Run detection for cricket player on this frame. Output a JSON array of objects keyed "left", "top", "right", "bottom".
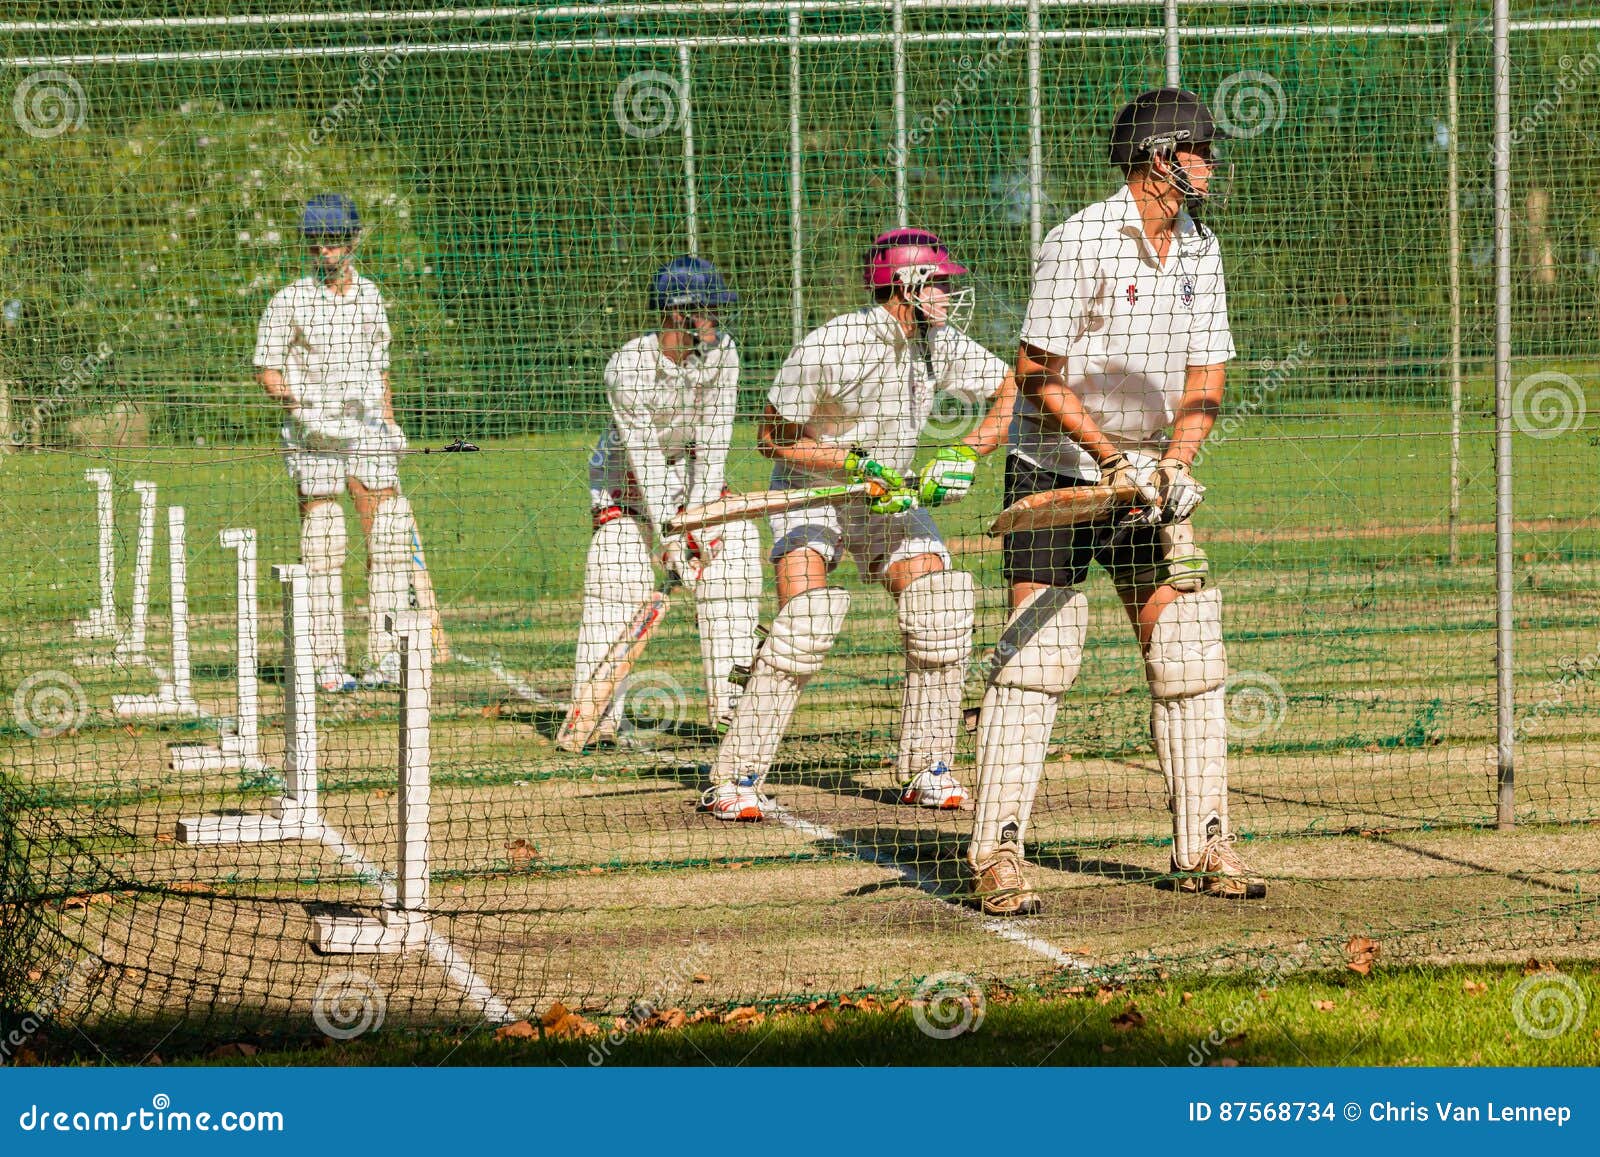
[
  {"left": 571, "top": 256, "right": 761, "bottom": 741},
  {"left": 966, "top": 88, "right": 1266, "bottom": 913},
  {"left": 255, "top": 193, "right": 428, "bottom": 692},
  {"left": 703, "top": 228, "right": 1018, "bottom": 821}
]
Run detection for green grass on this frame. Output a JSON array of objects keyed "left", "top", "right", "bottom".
[{"left": 24, "top": 964, "right": 1598, "bottom": 1067}]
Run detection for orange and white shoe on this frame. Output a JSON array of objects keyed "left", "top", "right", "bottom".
[
  {"left": 701, "top": 782, "right": 765, "bottom": 822},
  {"left": 900, "top": 762, "right": 969, "bottom": 810}
]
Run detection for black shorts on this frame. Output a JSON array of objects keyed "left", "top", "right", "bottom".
[{"left": 1000, "top": 455, "right": 1164, "bottom": 589}]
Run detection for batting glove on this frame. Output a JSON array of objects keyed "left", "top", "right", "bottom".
[
  {"left": 917, "top": 444, "right": 979, "bottom": 507},
  {"left": 1099, "top": 452, "right": 1162, "bottom": 522},
  {"left": 844, "top": 448, "right": 907, "bottom": 493},
  {"left": 868, "top": 487, "right": 921, "bottom": 516},
  {"left": 1152, "top": 457, "right": 1205, "bottom": 524}
]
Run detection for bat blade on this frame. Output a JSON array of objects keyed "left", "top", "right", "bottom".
[
  {"left": 407, "top": 522, "right": 450, "bottom": 662},
  {"left": 664, "top": 482, "right": 874, "bottom": 537},
  {"left": 555, "top": 590, "right": 671, "bottom": 752},
  {"left": 987, "top": 482, "right": 1142, "bottom": 537}
]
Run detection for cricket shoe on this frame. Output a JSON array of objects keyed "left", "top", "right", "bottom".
[
  {"left": 318, "top": 664, "right": 358, "bottom": 694},
  {"left": 899, "top": 762, "right": 969, "bottom": 809},
  {"left": 1171, "top": 832, "right": 1267, "bottom": 900},
  {"left": 360, "top": 652, "right": 402, "bottom": 689},
  {"left": 700, "top": 782, "right": 766, "bottom": 822},
  {"left": 970, "top": 848, "right": 1042, "bottom": 917}
]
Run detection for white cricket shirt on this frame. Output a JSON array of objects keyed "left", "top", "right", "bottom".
[
  {"left": 1014, "top": 185, "right": 1236, "bottom": 479},
  {"left": 768, "top": 305, "right": 1006, "bottom": 488},
  {"left": 254, "top": 270, "right": 392, "bottom": 429},
  {"left": 597, "top": 332, "right": 740, "bottom": 534}
]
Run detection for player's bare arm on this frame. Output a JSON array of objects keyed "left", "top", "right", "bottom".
[
  {"left": 963, "top": 369, "right": 1019, "bottom": 458},
  {"left": 756, "top": 403, "right": 854, "bottom": 477},
  {"left": 1162, "top": 361, "right": 1225, "bottom": 466},
  {"left": 1015, "top": 343, "right": 1120, "bottom": 465}
]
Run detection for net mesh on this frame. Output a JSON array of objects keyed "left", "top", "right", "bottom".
[{"left": 3, "top": 0, "right": 1600, "bottom": 1055}]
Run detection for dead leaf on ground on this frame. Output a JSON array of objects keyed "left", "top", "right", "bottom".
[
  {"left": 1111, "top": 1004, "right": 1146, "bottom": 1030},
  {"left": 1094, "top": 986, "right": 1121, "bottom": 1005},
  {"left": 1346, "top": 935, "right": 1380, "bottom": 975},
  {"left": 495, "top": 1020, "right": 535, "bottom": 1041},
  {"left": 62, "top": 892, "right": 113, "bottom": 909},
  {"left": 721, "top": 1006, "right": 765, "bottom": 1029},
  {"left": 1462, "top": 979, "right": 1488, "bottom": 995},
  {"left": 505, "top": 838, "right": 540, "bottom": 870},
  {"left": 1524, "top": 958, "right": 1557, "bottom": 975},
  {"left": 692, "top": 973, "right": 711, "bottom": 984},
  {"left": 686, "top": 1008, "right": 719, "bottom": 1025},
  {"left": 208, "top": 1042, "right": 259, "bottom": 1059},
  {"left": 1313, "top": 999, "right": 1336, "bottom": 1012},
  {"left": 1181, "top": 992, "right": 1194, "bottom": 1005},
  {"left": 540, "top": 1002, "right": 599, "bottom": 1039}
]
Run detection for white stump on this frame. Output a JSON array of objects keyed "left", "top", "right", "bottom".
[
  {"left": 170, "top": 529, "right": 269, "bottom": 775},
  {"left": 72, "top": 469, "right": 117, "bottom": 639},
  {"left": 177, "top": 564, "right": 325, "bottom": 845},
  {"left": 313, "top": 611, "right": 433, "bottom": 954},
  {"left": 112, "top": 504, "right": 200, "bottom": 720}
]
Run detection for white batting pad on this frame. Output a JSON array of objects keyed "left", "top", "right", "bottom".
[
  {"left": 709, "top": 586, "right": 850, "bottom": 788},
  {"left": 968, "top": 586, "right": 1087, "bottom": 866},
  {"left": 693, "top": 519, "right": 762, "bottom": 726},
  {"left": 366, "top": 495, "right": 414, "bottom": 667},
  {"left": 895, "top": 569, "right": 975, "bottom": 781},
  {"left": 300, "top": 500, "right": 347, "bottom": 673},
  {"left": 1143, "top": 586, "right": 1227, "bottom": 699},
  {"left": 1151, "top": 685, "right": 1229, "bottom": 869},
  {"left": 573, "top": 517, "right": 655, "bottom": 724}
]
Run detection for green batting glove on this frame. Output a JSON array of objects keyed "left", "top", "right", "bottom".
[
  {"left": 917, "top": 444, "right": 979, "bottom": 507},
  {"left": 869, "top": 486, "right": 921, "bottom": 516},
  {"left": 844, "top": 448, "right": 907, "bottom": 493}
]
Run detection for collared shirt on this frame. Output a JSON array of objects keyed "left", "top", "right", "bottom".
[
  {"left": 599, "top": 332, "right": 740, "bottom": 533},
  {"left": 1014, "top": 185, "right": 1235, "bottom": 478},
  {"left": 254, "top": 270, "right": 392, "bottom": 427},
  {"left": 768, "top": 305, "right": 1006, "bottom": 487}
]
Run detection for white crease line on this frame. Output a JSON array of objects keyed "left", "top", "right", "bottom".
[
  {"left": 766, "top": 803, "right": 1091, "bottom": 973},
  {"left": 318, "top": 826, "right": 515, "bottom": 1022}
]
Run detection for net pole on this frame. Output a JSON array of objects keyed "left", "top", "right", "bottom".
[
  {"left": 893, "top": 0, "right": 907, "bottom": 225},
  {"left": 1447, "top": 34, "right": 1463, "bottom": 567},
  {"left": 1027, "top": 0, "right": 1042, "bottom": 254},
  {"left": 1164, "top": 0, "right": 1180, "bottom": 85},
  {"left": 1492, "top": 0, "right": 1515, "bottom": 830},
  {"left": 679, "top": 44, "right": 699, "bottom": 256},
  {"left": 789, "top": 5, "right": 804, "bottom": 345}
]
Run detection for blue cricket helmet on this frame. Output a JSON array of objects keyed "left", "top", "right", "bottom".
[
  {"left": 300, "top": 194, "right": 362, "bottom": 240},
  {"left": 649, "top": 256, "right": 736, "bottom": 313}
]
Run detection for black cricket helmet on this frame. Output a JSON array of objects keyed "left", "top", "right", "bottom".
[{"left": 1109, "top": 87, "right": 1220, "bottom": 171}]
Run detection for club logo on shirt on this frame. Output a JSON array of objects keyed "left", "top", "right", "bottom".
[
  {"left": 1180, "top": 275, "right": 1196, "bottom": 309},
  {"left": 1126, "top": 283, "right": 1138, "bottom": 306}
]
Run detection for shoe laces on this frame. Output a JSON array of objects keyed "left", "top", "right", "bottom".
[
  {"left": 1204, "top": 832, "right": 1249, "bottom": 874},
  {"left": 984, "top": 851, "right": 1025, "bottom": 891}
]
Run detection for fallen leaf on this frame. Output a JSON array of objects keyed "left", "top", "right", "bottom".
[
  {"left": 26, "top": 969, "right": 41, "bottom": 983},
  {"left": 13, "top": 1046, "right": 40, "bottom": 1066},
  {"left": 640, "top": 1008, "right": 687, "bottom": 1031},
  {"left": 1100, "top": 1043, "right": 1115, "bottom": 1053},
  {"left": 686, "top": 1008, "right": 718, "bottom": 1025},
  {"left": 207, "top": 1042, "right": 258, "bottom": 1059},
  {"left": 1213, "top": 1057, "right": 1241, "bottom": 1067},
  {"left": 505, "top": 839, "right": 539, "bottom": 870},
  {"left": 818, "top": 1013, "right": 836, "bottom": 1033},
  {"left": 1313, "top": 999, "right": 1336, "bottom": 1012},
  {"left": 540, "top": 1002, "right": 599, "bottom": 1039},
  {"left": 1111, "top": 1004, "right": 1146, "bottom": 1030},
  {"left": 155, "top": 833, "right": 175, "bottom": 843},
  {"left": 1222, "top": 1033, "right": 1247, "bottom": 1048},
  {"left": 1462, "top": 979, "right": 1487, "bottom": 996},
  {"left": 481, "top": 702, "right": 502, "bottom": 719},
  {"left": 692, "top": 973, "right": 711, "bottom": 984},
  {"left": 721, "top": 1006, "right": 764, "bottom": 1027},
  {"left": 805, "top": 999, "right": 830, "bottom": 1013},
  {"left": 1094, "top": 986, "right": 1121, "bottom": 1005},
  {"left": 495, "top": 1020, "right": 535, "bottom": 1040},
  {"left": 885, "top": 997, "right": 907, "bottom": 1014},
  {"left": 1524, "top": 958, "right": 1557, "bottom": 975},
  {"left": 144, "top": 1054, "right": 163, "bottom": 1066},
  {"left": 61, "top": 892, "right": 112, "bottom": 909},
  {"left": 1346, "top": 935, "right": 1380, "bottom": 975},
  {"left": 1181, "top": 992, "right": 1194, "bottom": 1005}
]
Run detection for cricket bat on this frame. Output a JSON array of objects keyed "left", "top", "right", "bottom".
[
  {"left": 406, "top": 519, "right": 450, "bottom": 663},
  {"left": 555, "top": 583, "right": 675, "bottom": 753},
  {"left": 987, "top": 481, "right": 1144, "bottom": 537},
  {"left": 663, "top": 480, "right": 885, "bottom": 537}
]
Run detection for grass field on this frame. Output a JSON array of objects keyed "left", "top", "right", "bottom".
[{"left": 5, "top": 388, "right": 1600, "bottom": 1055}]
